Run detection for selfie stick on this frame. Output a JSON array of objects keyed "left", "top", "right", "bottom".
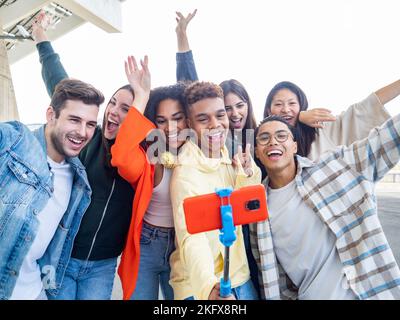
[{"left": 216, "top": 187, "right": 237, "bottom": 298}]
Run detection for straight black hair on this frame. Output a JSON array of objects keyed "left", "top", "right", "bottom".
[{"left": 263, "top": 81, "right": 316, "bottom": 157}]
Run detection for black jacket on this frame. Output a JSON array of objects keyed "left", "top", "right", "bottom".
[
  {"left": 37, "top": 41, "right": 135, "bottom": 260},
  {"left": 71, "top": 127, "right": 135, "bottom": 260}
]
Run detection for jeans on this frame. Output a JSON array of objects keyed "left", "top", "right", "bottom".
[
  {"left": 232, "top": 279, "right": 258, "bottom": 300},
  {"left": 242, "top": 224, "right": 261, "bottom": 299},
  {"left": 184, "top": 279, "right": 258, "bottom": 300},
  {"left": 53, "top": 257, "right": 118, "bottom": 300},
  {"left": 130, "top": 222, "right": 175, "bottom": 300},
  {"left": 36, "top": 289, "right": 48, "bottom": 300}
]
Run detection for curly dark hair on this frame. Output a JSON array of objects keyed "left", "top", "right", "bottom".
[
  {"left": 139, "top": 82, "right": 187, "bottom": 151},
  {"left": 183, "top": 81, "right": 224, "bottom": 113},
  {"left": 144, "top": 82, "right": 187, "bottom": 123}
]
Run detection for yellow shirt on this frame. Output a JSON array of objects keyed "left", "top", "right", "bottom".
[{"left": 169, "top": 140, "right": 262, "bottom": 300}]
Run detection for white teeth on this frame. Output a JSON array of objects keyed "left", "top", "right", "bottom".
[
  {"left": 68, "top": 137, "right": 83, "bottom": 144},
  {"left": 267, "top": 150, "right": 283, "bottom": 156},
  {"left": 108, "top": 119, "right": 118, "bottom": 125},
  {"left": 209, "top": 132, "right": 222, "bottom": 138},
  {"left": 232, "top": 119, "right": 241, "bottom": 123}
]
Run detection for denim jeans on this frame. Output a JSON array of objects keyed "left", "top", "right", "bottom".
[
  {"left": 242, "top": 224, "right": 261, "bottom": 299},
  {"left": 54, "top": 257, "right": 118, "bottom": 300},
  {"left": 36, "top": 289, "right": 48, "bottom": 300},
  {"left": 130, "top": 222, "right": 175, "bottom": 300},
  {"left": 231, "top": 279, "right": 258, "bottom": 299},
  {"left": 184, "top": 279, "right": 258, "bottom": 300}
]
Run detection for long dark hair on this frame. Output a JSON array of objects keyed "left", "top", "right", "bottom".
[
  {"left": 219, "top": 79, "right": 257, "bottom": 149},
  {"left": 263, "top": 81, "right": 316, "bottom": 157},
  {"left": 102, "top": 84, "right": 134, "bottom": 174}
]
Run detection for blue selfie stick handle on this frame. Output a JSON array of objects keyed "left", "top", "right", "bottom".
[
  {"left": 218, "top": 202, "right": 236, "bottom": 247},
  {"left": 220, "top": 277, "right": 232, "bottom": 298},
  {"left": 216, "top": 187, "right": 236, "bottom": 298}
]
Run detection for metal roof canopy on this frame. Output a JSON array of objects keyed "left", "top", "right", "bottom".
[{"left": 0, "top": 0, "right": 124, "bottom": 64}]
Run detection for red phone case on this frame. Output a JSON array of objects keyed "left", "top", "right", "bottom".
[{"left": 183, "top": 184, "right": 268, "bottom": 234}]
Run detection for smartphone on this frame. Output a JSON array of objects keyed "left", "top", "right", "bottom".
[{"left": 183, "top": 184, "right": 268, "bottom": 234}]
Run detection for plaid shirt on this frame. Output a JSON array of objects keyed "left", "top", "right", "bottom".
[{"left": 250, "top": 114, "right": 400, "bottom": 300}]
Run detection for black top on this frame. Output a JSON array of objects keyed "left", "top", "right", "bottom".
[
  {"left": 37, "top": 41, "right": 135, "bottom": 261},
  {"left": 71, "top": 127, "right": 135, "bottom": 260}
]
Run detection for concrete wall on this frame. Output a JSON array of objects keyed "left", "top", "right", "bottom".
[{"left": 0, "top": 17, "right": 19, "bottom": 121}]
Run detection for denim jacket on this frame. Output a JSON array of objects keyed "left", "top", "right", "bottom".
[
  {"left": 0, "top": 122, "right": 91, "bottom": 299},
  {"left": 176, "top": 50, "right": 199, "bottom": 82}
]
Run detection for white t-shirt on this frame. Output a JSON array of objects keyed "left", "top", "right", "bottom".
[
  {"left": 10, "top": 157, "right": 73, "bottom": 300},
  {"left": 267, "top": 180, "right": 357, "bottom": 300}
]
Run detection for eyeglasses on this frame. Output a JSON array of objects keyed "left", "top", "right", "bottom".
[{"left": 256, "top": 130, "right": 293, "bottom": 146}]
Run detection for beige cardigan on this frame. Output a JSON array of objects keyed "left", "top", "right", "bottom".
[{"left": 308, "top": 93, "right": 391, "bottom": 161}]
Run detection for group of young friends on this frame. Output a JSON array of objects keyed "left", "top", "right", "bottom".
[{"left": 1, "top": 10, "right": 400, "bottom": 301}]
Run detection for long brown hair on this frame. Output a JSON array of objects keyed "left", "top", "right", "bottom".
[
  {"left": 220, "top": 79, "right": 257, "bottom": 130},
  {"left": 102, "top": 85, "right": 134, "bottom": 175},
  {"left": 220, "top": 79, "right": 257, "bottom": 149}
]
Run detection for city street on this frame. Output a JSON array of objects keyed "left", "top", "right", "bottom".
[{"left": 377, "top": 193, "right": 400, "bottom": 264}]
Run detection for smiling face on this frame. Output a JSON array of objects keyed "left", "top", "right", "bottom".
[
  {"left": 187, "top": 97, "right": 229, "bottom": 158},
  {"left": 46, "top": 100, "right": 99, "bottom": 162},
  {"left": 103, "top": 88, "right": 134, "bottom": 140},
  {"left": 155, "top": 98, "right": 188, "bottom": 150},
  {"left": 224, "top": 92, "right": 249, "bottom": 130},
  {"left": 269, "top": 89, "right": 301, "bottom": 127},
  {"left": 255, "top": 120, "right": 297, "bottom": 175}
]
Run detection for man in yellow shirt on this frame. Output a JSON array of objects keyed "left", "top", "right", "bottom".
[{"left": 169, "top": 81, "right": 261, "bottom": 300}]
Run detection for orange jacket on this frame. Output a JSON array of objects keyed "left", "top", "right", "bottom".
[{"left": 111, "top": 106, "right": 156, "bottom": 300}]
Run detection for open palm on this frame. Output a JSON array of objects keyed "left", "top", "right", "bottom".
[{"left": 125, "top": 55, "right": 151, "bottom": 112}]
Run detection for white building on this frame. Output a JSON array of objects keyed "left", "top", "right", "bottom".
[{"left": 0, "top": 0, "right": 125, "bottom": 121}]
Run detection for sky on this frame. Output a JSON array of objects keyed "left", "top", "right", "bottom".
[{"left": 9, "top": 0, "right": 400, "bottom": 124}]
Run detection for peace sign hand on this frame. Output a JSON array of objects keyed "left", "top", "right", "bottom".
[
  {"left": 175, "top": 9, "right": 197, "bottom": 34},
  {"left": 233, "top": 144, "right": 253, "bottom": 177}
]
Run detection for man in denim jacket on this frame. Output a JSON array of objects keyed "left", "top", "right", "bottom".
[{"left": 0, "top": 79, "right": 103, "bottom": 299}]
